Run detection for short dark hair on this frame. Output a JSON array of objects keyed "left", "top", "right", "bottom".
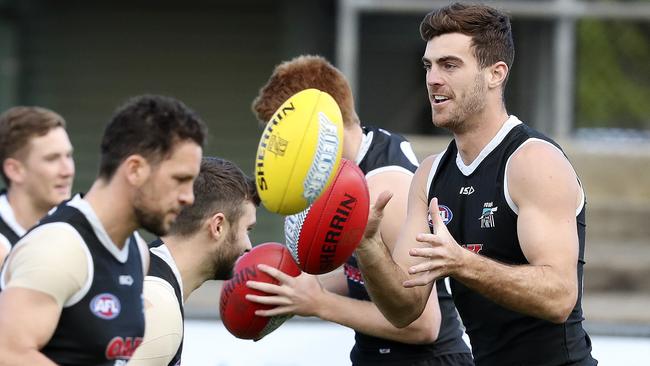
[
  {"left": 251, "top": 55, "right": 359, "bottom": 127},
  {"left": 0, "top": 106, "right": 66, "bottom": 186},
  {"left": 98, "top": 95, "right": 207, "bottom": 180},
  {"left": 168, "top": 156, "right": 260, "bottom": 237},
  {"left": 420, "top": 3, "right": 514, "bottom": 72}
]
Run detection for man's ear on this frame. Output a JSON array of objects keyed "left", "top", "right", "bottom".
[
  {"left": 209, "top": 212, "right": 226, "bottom": 240},
  {"left": 488, "top": 61, "right": 508, "bottom": 89},
  {"left": 123, "top": 155, "right": 150, "bottom": 186},
  {"left": 3, "top": 158, "right": 25, "bottom": 185}
]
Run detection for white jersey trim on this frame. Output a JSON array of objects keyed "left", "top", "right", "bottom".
[
  {"left": 504, "top": 138, "right": 585, "bottom": 216},
  {"left": 426, "top": 152, "right": 446, "bottom": 199},
  {"left": 456, "top": 116, "right": 522, "bottom": 176},
  {"left": 355, "top": 130, "right": 374, "bottom": 165},
  {"left": 0, "top": 193, "right": 27, "bottom": 237},
  {"left": 67, "top": 194, "right": 130, "bottom": 263},
  {"left": 365, "top": 166, "right": 414, "bottom": 179},
  {"left": 134, "top": 232, "right": 149, "bottom": 276},
  {"left": 150, "top": 244, "right": 184, "bottom": 302}
]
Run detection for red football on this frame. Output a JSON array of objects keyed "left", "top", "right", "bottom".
[
  {"left": 219, "top": 242, "right": 301, "bottom": 340},
  {"left": 284, "top": 159, "right": 370, "bottom": 274}
]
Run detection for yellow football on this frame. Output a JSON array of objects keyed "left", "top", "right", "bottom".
[{"left": 255, "top": 88, "right": 343, "bottom": 215}]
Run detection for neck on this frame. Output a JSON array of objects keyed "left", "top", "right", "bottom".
[
  {"left": 84, "top": 178, "right": 137, "bottom": 250},
  {"left": 343, "top": 123, "right": 364, "bottom": 161},
  {"left": 163, "top": 234, "right": 213, "bottom": 302},
  {"left": 454, "top": 104, "right": 509, "bottom": 165},
  {"left": 5, "top": 189, "right": 49, "bottom": 230}
]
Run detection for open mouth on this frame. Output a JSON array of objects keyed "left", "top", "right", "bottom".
[{"left": 432, "top": 95, "right": 450, "bottom": 104}]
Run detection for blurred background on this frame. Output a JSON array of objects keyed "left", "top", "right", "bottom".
[{"left": 0, "top": 0, "right": 648, "bottom": 360}]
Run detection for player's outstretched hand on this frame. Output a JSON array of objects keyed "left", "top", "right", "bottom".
[
  {"left": 358, "top": 190, "right": 393, "bottom": 251},
  {"left": 246, "top": 265, "right": 325, "bottom": 318},
  {"left": 403, "top": 197, "right": 466, "bottom": 288}
]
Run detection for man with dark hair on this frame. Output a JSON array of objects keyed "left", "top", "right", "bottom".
[
  {"left": 357, "top": 3, "right": 597, "bottom": 365},
  {"left": 247, "top": 55, "right": 473, "bottom": 366},
  {"left": 0, "top": 94, "right": 206, "bottom": 365},
  {"left": 129, "top": 156, "right": 259, "bottom": 366},
  {"left": 0, "top": 106, "right": 74, "bottom": 263}
]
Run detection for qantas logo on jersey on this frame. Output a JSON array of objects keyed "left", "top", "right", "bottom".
[
  {"left": 344, "top": 263, "right": 364, "bottom": 284},
  {"left": 463, "top": 244, "right": 484, "bottom": 254},
  {"left": 479, "top": 202, "right": 498, "bottom": 228},
  {"left": 90, "top": 293, "right": 121, "bottom": 320},
  {"left": 105, "top": 336, "right": 143, "bottom": 360},
  {"left": 459, "top": 186, "right": 475, "bottom": 195}
]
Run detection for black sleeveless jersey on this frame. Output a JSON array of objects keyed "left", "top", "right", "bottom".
[
  {"left": 0, "top": 191, "right": 24, "bottom": 252},
  {"left": 148, "top": 238, "right": 184, "bottom": 366},
  {"left": 4, "top": 196, "right": 146, "bottom": 365},
  {"left": 345, "top": 126, "right": 471, "bottom": 365},
  {"left": 426, "top": 118, "right": 596, "bottom": 365}
]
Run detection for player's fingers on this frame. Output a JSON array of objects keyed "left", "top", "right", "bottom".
[
  {"left": 246, "top": 280, "right": 284, "bottom": 294},
  {"left": 415, "top": 233, "right": 444, "bottom": 246},
  {"left": 403, "top": 273, "right": 437, "bottom": 288},
  {"left": 257, "top": 264, "right": 295, "bottom": 284},
  {"left": 365, "top": 191, "right": 393, "bottom": 239},
  {"left": 429, "top": 197, "right": 444, "bottom": 231},
  {"left": 254, "top": 306, "right": 293, "bottom": 317},
  {"left": 408, "top": 246, "right": 442, "bottom": 259},
  {"left": 245, "top": 294, "right": 292, "bottom": 306},
  {"left": 407, "top": 257, "right": 444, "bottom": 275}
]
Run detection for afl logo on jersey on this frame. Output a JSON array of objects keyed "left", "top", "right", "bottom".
[
  {"left": 427, "top": 204, "right": 453, "bottom": 231},
  {"left": 438, "top": 205, "right": 453, "bottom": 225},
  {"left": 90, "top": 293, "right": 121, "bottom": 320}
]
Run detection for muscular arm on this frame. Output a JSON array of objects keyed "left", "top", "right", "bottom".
[
  {"left": 314, "top": 272, "right": 440, "bottom": 344},
  {"left": 129, "top": 276, "right": 183, "bottom": 365},
  {"left": 0, "top": 225, "right": 88, "bottom": 365},
  {"left": 408, "top": 143, "right": 581, "bottom": 323},
  {"left": 0, "top": 288, "right": 60, "bottom": 365},
  {"left": 351, "top": 158, "right": 438, "bottom": 328}
]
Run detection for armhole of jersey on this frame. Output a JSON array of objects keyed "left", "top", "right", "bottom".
[
  {"left": 62, "top": 224, "right": 94, "bottom": 308},
  {"left": 444, "top": 276, "right": 452, "bottom": 294},
  {"left": 0, "top": 234, "right": 10, "bottom": 254},
  {"left": 0, "top": 222, "right": 94, "bottom": 307},
  {"left": 504, "top": 138, "right": 585, "bottom": 216},
  {"left": 145, "top": 275, "right": 177, "bottom": 296},
  {"left": 0, "top": 235, "right": 11, "bottom": 288},
  {"left": 365, "top": 165, "right": 415, "bottom": 179},
  {"left": 426, "top": 153, "right": 445, "bottom": 198},
  {"left": 134, "top": 231, "right": 149, "bottom": 275}
]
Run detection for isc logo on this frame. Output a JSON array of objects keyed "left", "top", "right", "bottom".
[{"left": 90, "top": 293, "right": 121, "bottom": 320}]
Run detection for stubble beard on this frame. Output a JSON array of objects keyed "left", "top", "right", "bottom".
[
  {"left": 211, "top": 226, "right": 242, "bottom": 281},
  {"left": 432, "top": 73, "right": 487, "bottom": 134},
  {"left": 133, "top": 188, "right": 170, "bottom": 237}
]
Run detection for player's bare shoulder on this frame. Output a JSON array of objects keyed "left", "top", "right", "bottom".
[{"left": 507, "top": 140, "right": 579, "bottom": 207}]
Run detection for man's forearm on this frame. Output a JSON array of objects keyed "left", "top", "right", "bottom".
[
  {"left": 0, "top": 349, "right": 57, "bottom": 366},
  {"left": 355, "top": 237, "right": 428, "bottom": 328},
  {"left": 455, "top": 253, "right": 576, "bottom": 323}
]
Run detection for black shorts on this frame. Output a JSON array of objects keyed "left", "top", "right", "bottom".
[{"left": 353, "top": 352, "right": 475, "bottom": 366}]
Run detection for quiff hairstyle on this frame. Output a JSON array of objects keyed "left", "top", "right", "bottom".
[
  {"left": 168, "top": 156, "right": 260, "bottom": 237},
  {"left": 0, "top": 106, "right": 66, "bottom": 186},
  {"left": 420, "top": 2, "right": 514, "bottom": 83},
  {"left": 251, "top": 55, "right": 359, "bottom": 127}
]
